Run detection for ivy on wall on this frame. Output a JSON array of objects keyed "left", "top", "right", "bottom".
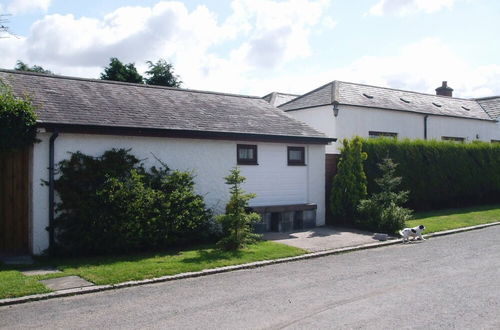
[{"left": 0, "top": 83, "right": 38, "bottom": 152}]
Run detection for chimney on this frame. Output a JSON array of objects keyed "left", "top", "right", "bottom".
[{"left": 435, "top": 81, "right": 453, "bottom": 97}]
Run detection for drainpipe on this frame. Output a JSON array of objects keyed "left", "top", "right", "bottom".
[
  {"left": 48, "top": 131, "right": 59, "bottom": 256},
  {"left": 424, "top": 115, "right": 429, "bottom": 140}
]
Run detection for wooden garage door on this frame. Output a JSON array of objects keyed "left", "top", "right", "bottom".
[{"left": 0, "top": 148, "right": 30, "bottom": 254}]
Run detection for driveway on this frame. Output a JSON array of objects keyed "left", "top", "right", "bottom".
[
  {"left": 263, "top": 226, "right": 385, "bottom": 252},
  {"left": 2, "top": 226, "right": 499, "bottom": 329}
]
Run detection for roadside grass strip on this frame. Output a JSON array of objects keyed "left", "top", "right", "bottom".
[
  {"left": 0, "top": 241, "right": 305, "bottom": 299},
  {"left": 408, "top": 204, "right": 500, "bottom": 233}
]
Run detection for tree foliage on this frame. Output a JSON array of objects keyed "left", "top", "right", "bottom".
[
  {"left": 144, "top": 59, "right": 182, "bottom": 87},
  {"left": 0, "top": 84, "right": 38, "bottom": 152},
  {"left": 216, "top": 167, "right": 261, "bottom": 250},
  {"left": 330, "top": 137, "right": 368, "bottom": 225},
  {"left": 100, "top": 57, "right": 144, "bottom": 84},
  {"left": 51, "top": 149, "right": 215, "bottom": 255},
  {"left": 357, "top": 158, "right": 412, "bottom": 233},
  {"left": 14, "top": 60, "right": 52, "bottom": 74}
]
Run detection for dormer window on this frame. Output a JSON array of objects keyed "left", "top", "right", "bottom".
[
  {"left": 432, "top": 102, "right": 442, "bottom": 108},
  {"left": 362, "top": 93, "right": 374, "bottom": 99},
  {"left": 461, "top": 106, "right": 470, "bottom": 111},
  {"left": 400, "top": 97, "right": 410, "bottom": 104}
]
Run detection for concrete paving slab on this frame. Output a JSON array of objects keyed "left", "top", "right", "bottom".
[
  {"left": 40, "top": 276, "right": 94, "bottom": 291},
  {"left": 263, "top": 226, "right": 393, "bottom": 252},
  {"left": 21, "top": 267, "right": 61, "bottom": 276},
  {"left": 0, "top": 255, "right": 34, "bottom": 265}
]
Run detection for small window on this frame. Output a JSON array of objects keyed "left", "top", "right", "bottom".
[
  {"left": 288, "top": 146, "right": 305, "bottom": 165},
  {"left": 362, "top": 93, "right": 374, "bottom": 99},
  {"left": 461, "top": 106, "right": 470, "bottom": 111},
  {"left": 442, "top": 136, "right": 465, "bottom": 143},
  {"left": 369, "top": 131, "right": 398, "bottom": 139},
  {"left": 237, "top": 144, "right": 258, "bottom": 165},
  {"left": 400, "top": 97, "right": 410, "bottom": 104},
  {"left": 432, "top": 102, "right": 442, "bottom": 108}
]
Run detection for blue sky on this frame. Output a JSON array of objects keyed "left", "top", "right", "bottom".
[{"left": 1, "top": 0, "right": 499, "bottom": 98}]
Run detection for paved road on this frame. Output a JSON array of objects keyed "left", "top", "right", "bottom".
[{"left": 2, "top": 227, "right": 500, "bottom": 329}]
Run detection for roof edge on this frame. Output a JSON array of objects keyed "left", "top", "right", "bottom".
[
  {"left": 0, "top": 69, "right": 262, "bottom": 100},
  {"left": 37, "top": 123, "right": 336, "bottom": 144}
]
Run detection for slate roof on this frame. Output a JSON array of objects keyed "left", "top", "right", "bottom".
[
  {"left": 279, "top": 81, "right": 495, "bottom": 121},
  {"left": 0, "top": 70, "right": 332, "bottom": 143},
  {"left": 476, "top": 96, "right": 500, "bottom": 120},
  {"left": 262, "top": 92, "right": 299, "bottom": 107}
]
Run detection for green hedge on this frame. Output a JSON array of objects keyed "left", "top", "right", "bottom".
[{"left": 362, "top": 139, "right": 500, "bottom": 211}]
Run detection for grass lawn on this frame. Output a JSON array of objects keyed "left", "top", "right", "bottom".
[
  {"left": 0, "top": 241, "right": 305, "bottom": 299},
  {"left": 407, "top": 204, "right": 500, "bottom": 234}
]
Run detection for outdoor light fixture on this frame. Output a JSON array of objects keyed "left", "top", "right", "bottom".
[{"left": 333, "top": 102, "right": 339, "bottom": 117}]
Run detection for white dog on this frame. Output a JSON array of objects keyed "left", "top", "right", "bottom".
[{"left": 399, "top": 225, "right": 425, "bottom": 243}]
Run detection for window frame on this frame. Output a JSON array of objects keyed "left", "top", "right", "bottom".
[
  {"left": 237, "top": 144, "right": 258, "bottom": 165},
  {"left": 287, "top": 146, "right": 306, "bottom": 166},
  {"left": 442, "top": 136, "right": 465, "bottom": 143},
  {"left": 368, "top": 131, "right": 398, "bottom": 139}
]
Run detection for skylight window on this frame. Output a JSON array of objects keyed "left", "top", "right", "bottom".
[
  {"left": 432, "top": 102, "right": 442, "bottom": 108},
  {"left": 400, "top": 97, "right": 410, "bottom": 104},
  {"left": 362, "top": 93, "right": 374, "bottom": 99},
  {"left": 461, "top": 106, "right": 470, "bottom": 111}
]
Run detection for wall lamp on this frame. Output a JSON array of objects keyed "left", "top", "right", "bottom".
[{"left": 332, "top": 102, "right": 339, "bottom": 117}]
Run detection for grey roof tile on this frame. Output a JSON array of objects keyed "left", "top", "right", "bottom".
[
  {"left": 0, "top": 70, "right": 330, "bottom": 141},
  {"left": 280, "top": 81, "right": 494, "bottom": 121},
  {"left": 476, "top": 96, "right": 500, "bottom": 120}
]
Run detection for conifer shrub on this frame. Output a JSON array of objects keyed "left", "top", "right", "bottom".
[
  {"left": 357, "top": 158, "right": 412, "bottom": 233},
  {"left": 330, "top": 137, "right": 368, "bottom": 225},
  {"left": 216, "top": 167, "right": 261, "bottom": 250},
  {"left": 51, "top": 149, "right": 214, "bottom": 255}
]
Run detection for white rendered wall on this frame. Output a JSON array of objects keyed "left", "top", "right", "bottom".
[
  {"left": 288, "top": 105, "right": 500, "bottom": 153},
  {"left": 31, "top": 133, "right": 326, "bottom": 254}
]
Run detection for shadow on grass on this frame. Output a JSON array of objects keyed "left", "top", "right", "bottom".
[
  {"left": 412, "top": 204, "right": 500, "bottom": 220},
  {"left": 181, "top": 248, "right": 245, "bottom": 264}
]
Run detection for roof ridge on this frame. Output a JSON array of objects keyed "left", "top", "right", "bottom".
[
  {"left": 474, "top": 95, "right": 500, "bottom": 101},
  {"left": 279, "top": 80, "right": 335, "bottom": 108},
  {"left": 336, "top": 80, "right": 477, "bottom": 102},
  {"left": 0, "top": 68, "right": 262, "bottom": 100}
]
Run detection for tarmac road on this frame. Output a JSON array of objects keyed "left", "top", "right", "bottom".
[{"left": 1, "top": 226, "right": 500, "bottom": 329}]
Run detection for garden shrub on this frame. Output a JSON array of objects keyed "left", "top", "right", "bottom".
[
  {"left": 357, "top": 158, "right": 412, "bottom": 234},
  {"left": 0, "top": 85, "right": 38, "bottom": 152},
  {"left": 216, "top": 167, "right": 261, "bottom": 250},
  {"left": 51, "top": 149, "right": 214, "bottom": 255},
  {"left": 330, "top": 137, "right": 367, "bottom": 225},
  {"left": 362, "top": 138, "right": 500, "bottom": 211}
]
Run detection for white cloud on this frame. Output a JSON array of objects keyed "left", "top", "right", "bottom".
[
  {"left": 368, "top": 0, "right": 454, "bottom": 16},
  {"left": 260, "top": 38, "right": 500, "bottom": 99},
  {"left": 6, "top": 0, "right": 51, "bottom": 15}
]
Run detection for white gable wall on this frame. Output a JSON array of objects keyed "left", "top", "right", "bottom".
[
  {"left": 31, "top": 133, "right": 326, "bottom": 255},
  {"left": 287, "top": 104, "right": 500, "bottom": 153}
]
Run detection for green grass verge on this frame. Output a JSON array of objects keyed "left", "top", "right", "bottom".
[
  {"left": 407, "top": 204, "right": 500, "bottom": 234},
  {"left": 0, "top": 241, "right": 305, "bottom": 299}
]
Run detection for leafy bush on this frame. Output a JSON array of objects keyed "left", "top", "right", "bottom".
[
  {"left": 362, "top": 138, "right": 500, "bottom": 211},
  {"left": 51, "top": 149, "right": 214, "bottom": 255},
  {"left": 0, "top": 85, "right": 38, "bottom": 152},
  {"left": 330, "top": 137, "right": 367, "bottom": 225},
  {"left": 357, "top": 158, "right": 412, "bottom": 234},
  {"left": 216, "top": 167, "right": 261, "bottom": 250}
]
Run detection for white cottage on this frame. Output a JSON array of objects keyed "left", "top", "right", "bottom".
[
  {"left": 276, "top": 81, "right": 500, "bottom": 154},
  {"left": 0, "top": 69, "right": 334, "bottom": 255}
]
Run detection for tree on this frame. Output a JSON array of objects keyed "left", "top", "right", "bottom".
[
  {"left": 216, "top": 167, "right": 261, "bottom": 250},
  {"left": 357, "top": 158, "right": 413, "bottom": 234},
  {"left": 144, "top": 59, "right": 182, "bottom": 87},
  {"left": 14, "top": 60, "right": 52, "bottom": 74},
  {"left": 330, "top": 137, "right": 368, "bottom": 225},
  {"left": 100, "top": 57, "right": 143, "bottom": 84}
]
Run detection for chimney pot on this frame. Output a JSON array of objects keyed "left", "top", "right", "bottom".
[{"left": 436, "top": 81, "right": 453, "bottom": 97}]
